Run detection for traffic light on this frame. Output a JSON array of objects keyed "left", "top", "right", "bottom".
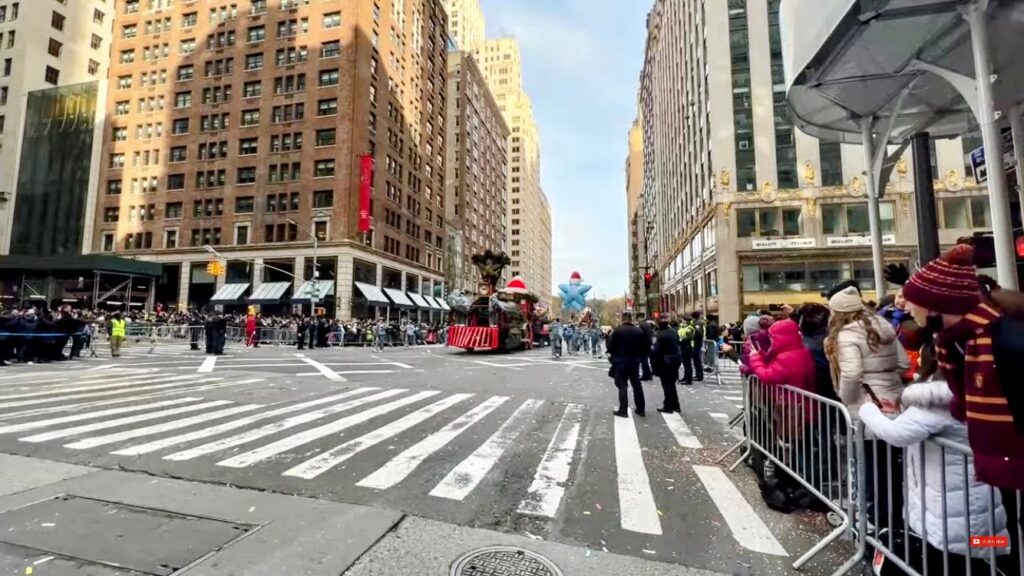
[
  {"left": 206, "top": 261, "right": 223, "bottom": 276},
  {"left": 643, "top": 271, "right": 654, "bottom": 288}
]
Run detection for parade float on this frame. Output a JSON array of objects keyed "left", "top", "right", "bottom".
[{"left": 446, "top": 250, "right": 540, "bottom": 352}]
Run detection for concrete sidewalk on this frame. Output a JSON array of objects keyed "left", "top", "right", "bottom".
[{"left": 0, "top": 454, "right": 728, "bottom": 576}]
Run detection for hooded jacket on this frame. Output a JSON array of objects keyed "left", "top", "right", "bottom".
[
  {"left": 830, "top": 315, "right": 909, "bottom": 417},
  {"left": 747, "top": 320, "right": 817, "bottom": 441},
  {"left": 859, "top": 380, "right": 1010, "bottom": 558}
]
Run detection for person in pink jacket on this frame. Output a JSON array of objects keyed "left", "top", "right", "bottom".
[{"left": 747, "top": 319, "right": 818, "bottom": 443}]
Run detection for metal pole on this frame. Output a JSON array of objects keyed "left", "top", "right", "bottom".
[
  {"left": 965, "top": 0, "right": 1018, "bottom": 289},
  {"left": 861, "top": 118, "right": 888, "bottom": 298},
  {"left": 912, "top": 132, "right": 941, "bottom": 263},
  {"left": 310, "top": 232, "right": 318, "bottom": 314},
  {"left": 1010, "top": 104, "right": 1024, "bottom": 227}
]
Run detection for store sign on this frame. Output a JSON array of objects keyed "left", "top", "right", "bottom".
[
  {"left": 752, "top": 238, "right": 817, "bottom": 250},
  {"left": 826, "top": 234, "right": 896, "bottom": 247},
  {"left": 970, "top": 128, "right": 1014, "bottom": 184}
]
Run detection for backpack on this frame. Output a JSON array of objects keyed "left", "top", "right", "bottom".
[{"left": 991, "top": 317, "right": 1024, "bottom": 434}]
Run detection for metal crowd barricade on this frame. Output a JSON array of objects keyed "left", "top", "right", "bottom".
[
  {"left": 856, "top": 419, "right": 1023, "bottom": 576},
  {"left": 722, "top": 375, "right": 862, "bottom": 574},
  {"left": 701, "top": 340, "right": 722, "bottom": 385}
]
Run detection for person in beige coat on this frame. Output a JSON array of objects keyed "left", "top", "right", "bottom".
[{"left": 825, "top": 286, "right": 909, "bottom": 418}]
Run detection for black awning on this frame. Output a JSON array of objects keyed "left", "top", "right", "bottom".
[{"left": 0, "top": 254, "right": 163, "bottom": 277}]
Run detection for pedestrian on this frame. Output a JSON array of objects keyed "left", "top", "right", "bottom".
[
  {"left": 108, "top": 312, "right": 126, "bottom": 358},
  {"left": 690, "top": 311, "right": 706, "bottom": 382},
  {"left": 296, "top": 316, "right": 307, "bottom": 350},
  {"left": 563, "top": 323, "right": 575, "bottom": 355},
  {"left": 589, "top": 325, "right": 602, "bottom": 357},
  {"left": 650, "top": 319, "right": 681, "bottom": 413},
  {"left": 639, "top": 319, "right": 654, "bottom": 381},
  {"left": 608, "top": 312, "right": 648, "bottom": 417},
  {"left": 375, "top": 320, "right": 388, "bottom": 351},
  {"left": 860, "top": 342, "right": 1011, "bottom": 574},
  {"left": 676, "top": 319, "right": 695, "bottom": 385},
  {"left": 549, "top": 318, "right": 563, "bottom": 358},
  {"left": 245, "top": 313, "right": 256, "bottom": 347}
]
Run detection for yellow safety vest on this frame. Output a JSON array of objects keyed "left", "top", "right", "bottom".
[{"left": 110, "top": 319, "right": 126, "bottom": 338}]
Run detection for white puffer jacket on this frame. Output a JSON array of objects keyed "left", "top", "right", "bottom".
[
  {"left": 832, "top": 315, "right": 908, "bottom": 416},
  {"left": 860, "top": 381, "right": 1010, "bottom": 558}
]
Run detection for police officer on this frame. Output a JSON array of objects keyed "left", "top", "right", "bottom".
[
  {"left": 676, "top": 319, "right": 694, "bottom": 386},
  {"left": 690, "top": 311, "right": 706, "bottom": 383},
  {"left": 608, "top": 312, "right": 649, "bottom": 417},
  {"left": 109, "top": 312, "right": 126, "bottom": 358}
]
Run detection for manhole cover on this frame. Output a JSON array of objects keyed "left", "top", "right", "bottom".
[{"left": 451, "top": 546, "right": 563, "bottom": 576}]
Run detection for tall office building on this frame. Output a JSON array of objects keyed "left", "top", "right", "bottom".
[
  {"left": 472, "top": 37, "right": 552, "bottom": 300},
  {"left": 442, "top": 0, "right": 484, "bottom": 50},
  {"left": 639, "top": 0, "right": 988, "bottom": 321},
  {"left": 0, "top": 0, "right": 114, "bottom": 256},
  {"left": 94, "top": 0, "right": 452, "bottom": 321},
  {"left": 625, "top": 114, "right": 645, "bottom": 314},
  {"left": 444, "top": 50, "right": 509, "bottom": 292}
]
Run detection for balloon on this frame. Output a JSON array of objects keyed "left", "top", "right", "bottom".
[{"left": 558, "top": 271, "right": 591, "bottom": 313}]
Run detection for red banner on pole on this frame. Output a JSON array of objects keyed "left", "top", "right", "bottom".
[{"left": 358, "top": 154, "right": 374, "bottom": 233}]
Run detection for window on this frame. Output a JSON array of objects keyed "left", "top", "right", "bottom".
[
  {"left": 819, "top": 142, "right": 843, "bottom": 187},
  {"left": 122, "top": 24, "right": 137, "bottom": 39},
  {"left": 235, "top": 225, "right": 249, "bottom": 246},
  {"left": 51, "top": 11, "right": 65, "bottom": 31},
  {"left": 822, "top": 202, "right": 896, "bottom": 235},
  {"left": 270, "top": 132, "right": 302, "bottom": 152},
  {"left": 202, "top": 85, "right": 232, "bottom": 104},
  {"left": 314, "top": 221, "right": 327, "bottom": 241},
  {"left": 317, "top": 98, "right": 337, "bottom": 116},
  {"left": 180, "top": 39, "right": 196, "bottom": 54},
  {"left": 315, "top": 128, "right": 336, "bottom": 147},
  {"left": 44, "top": 66, "right": 59, "bottom": 85},
  {"left": 276, "top": 18, "right": 308, "bottom": 38},
  {"left": 242, "top": 80, "right": 262, "bottom": 98},
  {"left": 88, "top": 59, "right": 100, "bottom": 75},
  {"left": 177, "top": 65, "right": 194, "bottom": 81},
  {"left": 103, "top": 207, "right": 119, "bottom": 223},
  {"left": 166, "top": 174, "right": 185, "bottom": 190},
  {"left": 271, "top": 103, "right": 304, "bottom": 122},
  {"left": 314, "top": 160, "right": 335, "bottom": 178},
  {"left": 90, "top": 34, "right": 102, "bottom": 50},
  {"left": 736, "top": 207, "right": 802, "bottom": 237},
  {"left": 235, "top": 196, "right": 254, "bottom": 213},
  {"left": 276, "top": 46, "right": 308, "bottom": 66},
  {"left": 171, "top": 118, "right": 189, "bottom": 134},
  {"left": 182, "top": 12, "right": 197, "bottom": 27},
  {"left": 321, "top": 40, "right": 340, "bottom": 58},
  {"left": 247, "top": 26, "right": 265, "bottom": 43},
  {"left": 940, "top": 197, "right": 991, "bottom": 230},
  {"left": 48, "top": 39, "right": 63, "bottom": 58},
  {"left": 2, "top": 59, "right": 10, "bottom": 77},
  {"left": 174, "top": 91, "right": 191, "bottom": 108},
  {"left": 323, "top": 12, "right": 341, "bottom": 28},
  {"left": 169, "top": 146, "right": 187, "bottom": 162},
  {"left": 241, "top": 109, "right": 260, "bottom": 126},
  {"left": 318, "top": 68, "right": 339, "bottom": 86},
  {"left": 245, "top": 53, "right": 263, "bottom": 71},
  {"left": 107, "top": 180, "right": 122, "bottom": 195},
  {"left": 112, "top": 127, "right": 127, "bottom": 142},
  {"left": 239, "top": 138, "right": 258, "bottom": 155},
  {"left": 93, "top": 8, "right": 105, "bottom": 23},
  {"left": 237, "top": 167, "right": 257, "bottom": 184},
  {"left": 273, "top": 74, "right": 306, "bottom": 95},
  {"left": 200, "top": 113, "right": 230, "bottom": 132},
  {"left": 313, "top": 190, "right": 333, "bottom": 208},
  {"left": 102, "top": 233, "right": 114, "bottom": 252},
  {"left": 268, "top": 162, "right": 301, "bottom": 182},
  {"left": 164, "top": 229, "right": 178, "bottom": 249}
]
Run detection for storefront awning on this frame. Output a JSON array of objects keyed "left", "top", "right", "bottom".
[
  {"left": 382, "top": 288, "right": 415, "bottom": 308},
  {"left": 354, "top": 282, "right": 390, "bottom": 306},
  {"left": 292, "top": 280, "right": 335, "bottom": 304},
  {"left": 423, "top": 296, "right": 445, "bottom": 310},
  {"left": 435, "top": 297, "right": 451, "bottom": 311},
  {"left": 407, "top": 293, "right": 430, "bottom": 309},
  {"left": 248, "top": 282, "right": 290, "bottom": 304},
  {"left": 210, "top": 283, "right": 250, "bottom": 304}
]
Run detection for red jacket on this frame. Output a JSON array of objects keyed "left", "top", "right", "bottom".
[
  {"left": 937, "top": 302, "right": 1024, "bottom": 490},
  {"left": 245, "top": 316, "right": 256, "bottom": 335},
  {"left": 748, "top": 320, "right": 818, "bottom": 440}
]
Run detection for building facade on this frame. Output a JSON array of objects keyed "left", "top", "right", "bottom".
[
  {"left": 625, "top": 115, "right": 645, "bottom": 314},
  {"left": 94, "top": 0, "right": 451, "bottom": 321},
  {"left": 472, "top": 37, "right": 552, "bottom": 300},
  {"left": 441, "top": 0, "right": 483, "bottom": 50},
  {"left": 0, "top": 0, "right": 114, "bottom": 256},
  {"left": 444, "top": 50, "right": 508, "bottom": 293},
  {"left": 639, "top": 0, "right": 989, "bottom": 322}
]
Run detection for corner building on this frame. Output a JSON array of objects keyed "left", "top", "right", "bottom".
[
  {"left": 444, "top": 50, "right": 508, "bottom": 293},
  {"left": 640, "top": 0, "right": 992, "bottom": 322},
  {"left": 95, "top": 0, "right": 451, "bottom": 322}
]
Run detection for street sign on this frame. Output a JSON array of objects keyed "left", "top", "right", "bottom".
[{"left": 969, "top": 128, "right": 1015, "bottom": 184}]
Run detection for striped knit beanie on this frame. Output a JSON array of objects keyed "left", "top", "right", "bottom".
[{"left": 902, "top": 244, "right": 980, "bottom": 315}]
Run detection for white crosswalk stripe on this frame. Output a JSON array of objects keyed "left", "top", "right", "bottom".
[
  {"left": 517, "top": 403, "right": 584, "bottom": 518},
  {"left": 0, "top": 397, "right": 206, "bottom": 435},
  {"left": 20, "top": 400, "right": 236, "bottom": 443},
  {"left": 0, "top": 373, "right": 192, "bottom": 401},
  {"left": 64, "top": 403, "right": 265, "bottom": 450},
  {"left": 0, "top": 377, "right": 223, "bottom": 411},
  {"left": 615, "top": 409, "right": 662, "bottom": 535}
]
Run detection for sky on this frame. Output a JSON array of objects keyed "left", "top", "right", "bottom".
[{"left": 478, "top": 0, "right": 650, "bottom": 299}]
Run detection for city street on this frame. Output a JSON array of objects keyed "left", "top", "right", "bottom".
[{"left": 0, "top": 342, "right": 847, "bottom": 575}]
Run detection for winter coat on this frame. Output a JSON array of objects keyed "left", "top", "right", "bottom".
[
  {"left": 830, "top": 315, "right": 909, "bottom": 417},
  {"left": 859, "top": 381, "right": 1010, "bottom": 558},
  {"left": 747, "top": 320, "right": 818, "bottom": 441},
  {"left": 803, "top": 332, "right": 838, "bottom": 402},
  {"left": 651, "top": 327, "right": 682, "bottom": 377}
]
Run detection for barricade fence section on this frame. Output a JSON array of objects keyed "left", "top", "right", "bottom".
[
  {"left": 721, "top": 374, "right": 1023, "bottom": 576},
  {"left": 701, "top": 340, "right": 721, "bottom": 385}
]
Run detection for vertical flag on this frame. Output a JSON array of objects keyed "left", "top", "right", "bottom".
[{"left": 358, "top": 154, "right": 374, "bottom": 232}]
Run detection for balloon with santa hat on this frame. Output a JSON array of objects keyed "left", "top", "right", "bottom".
[{"left": 558, "top": 271, "right": 592, "bottom": 313}]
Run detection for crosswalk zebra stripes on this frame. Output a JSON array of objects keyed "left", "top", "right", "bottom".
[{"left": 0, "top": 370, "right": 788, "bottom": 558}]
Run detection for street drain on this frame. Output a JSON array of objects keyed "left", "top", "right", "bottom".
[{"left": 451, "top": 546, "right": 563, "bottom": 576}]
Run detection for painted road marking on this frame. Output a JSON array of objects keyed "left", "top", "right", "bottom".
[
  {"left": 198, "top": 356, "right": 217, "bottom": 373},
  {"left": 517, "top": 403, "right": 584, "bottom": 518},
  {"left": 298, "top": 355, "right": 346, "bottom": 382},
  {"left": 356, "top": 396, "right": 508, "bottom": 489},
  {"left": 284, "top": 393, "right": 475, "bottom": 480},
  {"left": 661, "top": 411, "right": 703, "bottom": 449},
  {"left": 217, "top": 390, "right": 443, "bottom": 468},
  {"left": 114, "top": 387, "right": 380, "bottom": 456},
  {"left": 20, "top": 400, "right": 236, "bottom": 443},
  {"left": 164, "top": 388, "right": 408, "bottom": 462},
  {"left": 0, "top": 398, "right": 205, "bottom": 435},
  {"left": 615, "top": 409, "right": 663, "bottom": 535},
  {"left": 693, "top": 465, "right": 788, "bottom": 556},
  {"left": 0, "top": 373, "right": 189, "bottom": 399},
  {"left": 430, "top": 399, "right": 544, "bottom": 501},
  {"left": 66, "top": 403, "right": 266, "bottom": 450},
  {"left": 0, "top": 377, "right": 222, "bottom": 411},
  {"left": 709, "top": 412, "right": 729, "bottom": 421}
]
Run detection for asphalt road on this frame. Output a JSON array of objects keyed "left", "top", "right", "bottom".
[{"left": 0, "top": 341, "right": 850, "bottom": 575}]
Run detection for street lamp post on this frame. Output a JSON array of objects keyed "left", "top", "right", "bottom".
[{"left": 287, "top": 219, "right": 319, "bottom": 313}]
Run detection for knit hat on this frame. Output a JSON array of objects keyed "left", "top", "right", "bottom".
[
  {"left": 902, "top": 244, "right": 980, "bottom": 315},
  {"left": 742, "top": 315, "right": 761, "bottom": 336},
  {"left": 828, "top": 286, "right": 864, "bottom": 313}
]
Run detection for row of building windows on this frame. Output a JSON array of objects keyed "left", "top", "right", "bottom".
[{"left": 106, "top": 160, "right": 337, "bottom": 188}]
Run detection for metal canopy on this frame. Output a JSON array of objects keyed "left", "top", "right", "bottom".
[
  {"left": 353, "top": 282, "right": 390, "bottom": 306},
  {"left": 209, "top": 283, "right": 250, "bottom": 304},
  {"left": 382, "top": 288, "right": 415, "bottom": 308},
  {"left": 407, "top": 293, "right": 431, "bottom": 309},
  {"left": 435, "top": 297, "right": 451, "bottom": 311},
  {"left": 782, "top": 0, "right": 1024, "bottom": 143},
  {"left": 423, "top": 295, "right": 445, "bottom": 310},
  {"left": 292, "top": 280, "right": 335, "bottom": 303},
  {"left": 247, "top": 282, "right": 290, "bottom": 304}
]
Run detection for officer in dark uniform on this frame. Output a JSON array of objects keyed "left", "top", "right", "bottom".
[{"left": 608, "top": 312, "right": 649, "bottom": 417}]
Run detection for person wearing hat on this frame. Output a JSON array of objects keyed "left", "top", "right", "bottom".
[
  {"left": 901, "top": 244, "right": 1024, "bottom": 491},
  {"left": 650, "top": 318, "right": 682, "bottom": 413}
]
